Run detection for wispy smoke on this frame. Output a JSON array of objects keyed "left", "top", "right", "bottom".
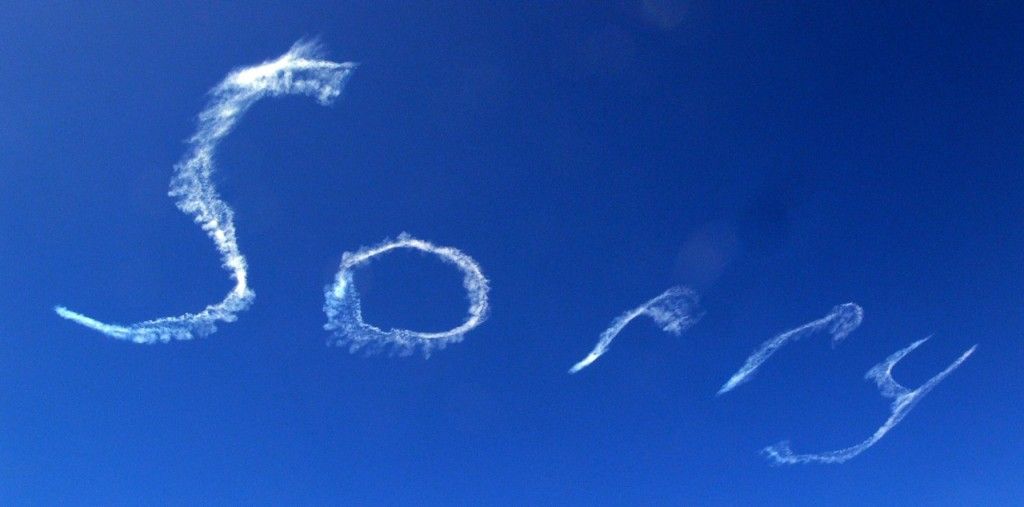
[
  {"left": 718, "top": 303, "right": 863, "bottom": 395},
  {"left": 764, "top": 338, "right": 976, "bottom": 464},
  {"left": 55, "top": 41, "right": 357, "bottom": 343},
  {"left": 323, "top": 233, "right": 490, "bottom": 356},
  {"left": 569, "top": 286, "right": 702, "bottom": 374}
]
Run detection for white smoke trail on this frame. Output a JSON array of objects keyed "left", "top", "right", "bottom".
[
  {"left": 764, "top": 338, "right": 976, "bottom": 464},
  {"left": 569, "top": 286, "right": 702, "bottom": 374},
  {"left": 55, "top": 41, "right": 357, "bottom": 343},
  {"left": 717, "top": 303, "right": 863, "bottom": 395},
  {"left": 323, "top": 233, "right": 490, "bottom": 356}
]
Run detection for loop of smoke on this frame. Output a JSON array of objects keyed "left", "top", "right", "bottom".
[
  {"left": 569, "top": 286, "right": 703, "bottom": 373},
  {"left": 323, "top": 233, "right": 490, "bottom": 356},
  {"left": 763, "top": 338, "right": 977, "bottom": 464},
  {"left": 53, "top": 42, "right": 363, "bottom": 343}
]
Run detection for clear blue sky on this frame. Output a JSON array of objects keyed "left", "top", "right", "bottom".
[{"left": 1, "top": 1, "right": 1022, "bottom": 504}]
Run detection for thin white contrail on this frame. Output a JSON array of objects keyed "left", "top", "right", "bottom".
[
  {"left": 569, "top": 286, "right": 702, "bottom": 374},
  {"left": 717, "top": 303, "right": 863, "bottom": 395},
  {"left": 55, "top": 41, "right": 357, "bottom": 343},
  {"left": 764, "top": 338, "right": 976, "bottom": 464},
  {"left": 323, "top": 233, "right": 490, "bottom": 356}
]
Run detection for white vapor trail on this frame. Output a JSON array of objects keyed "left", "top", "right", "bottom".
[
  {"left": 324, "top": 233, "right": 490, "bottom": 356},
  {"left": 569, "top": 286, "right": 702, "bottom": 374},
  {"left": 55, "top": 41, "right": 357, "bottom": 343},
  {"left": 717, "top": 303, "right": 863, "bottom": 395},
  {"left": 764, "top": 338, "right": 976, "bottom": 464}
]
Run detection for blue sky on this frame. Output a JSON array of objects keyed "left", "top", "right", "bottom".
[{"left": 1, "top": 1, "right": 1022, "bottom": 504}]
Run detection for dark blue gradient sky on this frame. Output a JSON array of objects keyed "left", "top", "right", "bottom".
[{"left": 1, "top": 2, "right": 1022, "bottom": 504}]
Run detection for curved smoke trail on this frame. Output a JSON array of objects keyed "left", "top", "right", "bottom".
[
  {"left": 55, "top": 42, "right": 357, "bottom": 343},
  {"left": 764, "top": 338, "right": 976, "bottom": 464},
  {"left": 569, "top": 286, "right": 702, "bottom": 374},
  {"left": 323, "top": 233, "right": 490, "bottom": 356},
  {"left": 717, "top": 303, "right": 864, "bottom": 395}
]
